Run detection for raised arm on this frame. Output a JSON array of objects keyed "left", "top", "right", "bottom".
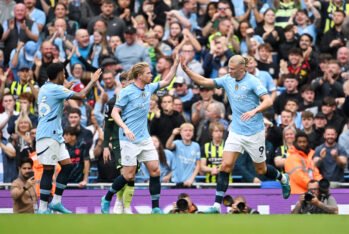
[
  {"left": 159, "top": 55, "right": 180, "bottom": 89},
  {"left": 180, "top": 56, "right": 215, "bottom": 88},
  {"left": 70, "top": 69, "right": 102, "bottom": 100}
]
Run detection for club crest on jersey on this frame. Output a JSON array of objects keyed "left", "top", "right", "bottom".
[{"left": 235, "top": 84, "right": 238, "bottom": 90}]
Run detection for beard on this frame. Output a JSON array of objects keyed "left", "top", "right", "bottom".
[{"left": 295, "top": 143, "right": 310, "bottom": 155}]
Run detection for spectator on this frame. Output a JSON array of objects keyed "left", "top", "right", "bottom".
[
  {"left": 320, "top": 96, "right": 346, "bottom": 134},
  {"left": 336, "top": 46, "right": 349, "bottom": 73},
  {"left": 150, "top": 94, "right": 185, "bottom": 147},
  {"left": 291, "top": 179, "right": 338, "bottom": 214},
  {"left": 178, "top": 0, "right": 199, "bottom": 32},
  {"left": 203, "top": 35, "right": 233, "bottom": 78},
  {"left": 0, "top": 126, "right": 17, "bottom": 183},
  {"left": 200, "top": 122, "right": 227, "bottom": 183},
  {"left": 7, "top": 93, "right": 38, "bottom": 136},
  {"left": 79, "top": 0, "right": 103, "bottom": 29},
  {"left": 285, "top": 132, "right": 322, "bottom": 194},
  {"left": 0, "top": 0, "right": 16, "bottom": 24},
  {"left": 301, "top": 111, "right": 317, "bottom": 149},
  {"left": 115, "top": 26, "right": 152, "bottom": 72},
  {"left": 173, "top": 97, "right": 188, "bottom": 122},
  {"left": 33, "top": 41, "right": 54, "bottom": 87},
  {"left": 70, "top": 29, "right": 92, "bottom": 66},
  {"left": 312, "top": 112, "right": 327, "bottom": 147},
  {"left": 166, "top": 123, "right": 200, "bottom": 187},
  {"left": 312, "top": 60, "right": 345, "bottom": 100},
  {"left": 1, "top": 3, "right": 39, "bottom": 66},
  {"left": 274, "top": 0, "right": 298, "bottom": 29},
  {"left": 286, "top": 48, "right": 311, "bottom": 87},
  {"left": 11, "top": 157, "right": 37, "bottom": 213},
  {"left": 291, "top": 7, "right": 321, "bottom": 44},
  {"left": 153, "top": 56, "right": 176, "bottom": 97},
  {"left": 195, "top": 101, "right": 228, "bottom": 146},
  {"left": 257, "top": 43, "right": 279, "bottom": 79},
  {"left": 0, "top": 94, "right": 16, "bottom": 141},
  {"left": 9, "top": 41, "right": 37, "bottom": 81},
  {"left": 273, "top": 74, "right": 302, "bottom": 115},
  {"left": 176, "top": 42, "right": 204, "bottom": 85},
  {"left": 101, "top": 70, "right": 117, "bottom": 100},
  {"left": 151, "top": 0, "right": 171, "bottom": 27},
  {"left": 65, "top": 107, "right": 93, "bottom": 154},
  {"left": 278, "top": 24, "right": 299, "bottom": 61},
  {"left": 88, "top": 0, "right": 126, "bottom": 37},
  {"left": 313, "top": 126, "right": 348, "bottom": 182},
  {"left": 276, "top": 99, "right": 303, "bottom": 129},
  {"left": 8, "top": 67, "right": 38, "bottom": 112},
  {"left": 255, "top": 8, "right": 285, "bottom": 52},
  {"left": 274, "top": 125, "right": 297, "bottom": 171},
  {"left": 298, "top": 33, "right": 319, "bottom": 75},
  {"left": 298, "top": 85, "right": 319, "bottom": 113},
  {"left": 172, "top": 76, "right": 197, "bottom": 118},
  {"left": 24, "top": 0, "right": 46, "bottom": 33},
  {"left": 63, "top": 126, "right": 90, "bottom": 187},
  {"left": 320, "top": 10, "right": 347, "bottom": 57},
  {"left": 115, "top": 0, "right": 134, "bottom": 26}
]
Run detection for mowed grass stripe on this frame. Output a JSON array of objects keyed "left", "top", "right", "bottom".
[{"left": 0, "top": 215, "right": 347, "bottom": 234}]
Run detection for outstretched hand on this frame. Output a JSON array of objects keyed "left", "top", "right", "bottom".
[{"left": 91, "top": 68, "right": 103, "bottom": 83}]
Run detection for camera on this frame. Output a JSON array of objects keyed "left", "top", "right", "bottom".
[
  {"left": 223, "top": 195, "right": 246, "bottom": 214},
  {"left": 175, "top": 198, "right": 189, "bottom": 213},
  {"left": 319, "top": 178, "right": 330, "bottom": 199},
  {"left": 304, "top": 192, "right": 314, "bottom": 202}
]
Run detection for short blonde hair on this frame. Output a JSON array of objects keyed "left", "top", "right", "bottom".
[{"left": 180, "top": 122, "right": 194, "bottom": 131}]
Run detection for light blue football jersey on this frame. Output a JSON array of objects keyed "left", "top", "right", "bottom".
[
  {"left": 115, "top": 82, "right": 159, "bottom": 143},
  {"left": 171, "top": 140, "right": 200, "bottom": 183},
  {"left": 214, "top": 72, "right": 268, "bottom": 136},
  {"left": 36, "top": 82, "right": 74, "bottom": 143}
]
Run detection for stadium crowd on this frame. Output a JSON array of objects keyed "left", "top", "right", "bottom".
[{"left": 1, "top": 0, "right": 349, "bottom": 198}]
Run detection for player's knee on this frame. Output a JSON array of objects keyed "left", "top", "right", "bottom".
[{"left": 148, "top": 167, "right": 160, "bottom": 177}]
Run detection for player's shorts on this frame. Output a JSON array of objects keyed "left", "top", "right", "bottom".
[
  {"left": 120, "top": 138, "right": 158, "bottom": 166},
  {"left": 224, "top": 130, "right": 266, "bottom": 163},
  {"left": 36, "top": 138, "right": 70, "bottom": 165}
]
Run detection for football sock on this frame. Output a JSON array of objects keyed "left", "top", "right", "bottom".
[
  {"left": 39, "top": 169, "right": 54, "bottom": 209},
  {"left": 55, "top": 164, "right": 74, "bottom": 197},
  {"left": 123, "top": 181, "right": 135, "bottom": 208},
  {"left": 149, "top": 176, "right": 161, "bottom": 208},
  {"left": 265, "top": 164, "right": 285, "bottom": 182},
  {"left": 116, "top": 186, "right": 126, "bottom": 204},
  {"left": 215, "top": 172, "right": 230, "bottom": 204},
  {"left": 105, "top": 175, "right": 128, "bottom": 201}
]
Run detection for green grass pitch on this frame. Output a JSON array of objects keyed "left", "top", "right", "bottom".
[{"left": 0, "top": 215, "right": 347, "bottom": 234}]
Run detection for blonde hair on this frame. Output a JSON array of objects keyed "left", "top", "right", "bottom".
[
  {"left": 127, "top": 62, "right": 149, "bottom": 80},
  {"left": 180, "top": 122, "right": 194, "bottom": 131},
  {"left": 229, "top": 55, "right": 249, "bottom": 67},
  {"left": 15, "top": 112, "right": 32, "bottom": 134}
]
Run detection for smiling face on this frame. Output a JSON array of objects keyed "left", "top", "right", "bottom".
[{"left": 180, "top": 125, "right": 194, "bottom": 141}]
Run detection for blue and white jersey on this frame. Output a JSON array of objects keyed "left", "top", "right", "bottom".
[
  {"left": 254, "top": 68, "right": 276, "bottom": 94},
  {"left": 36, "top": 82, "right": 74, "bottom": 143},
  {"left": 115, "top": 82, "right": 159, "bottom": 143},
  {"left": 214, "top": 72, "right": 267, "bottom": 136},
  {"left": 171, "top": 140, "right": 200, "bottom": 183}
]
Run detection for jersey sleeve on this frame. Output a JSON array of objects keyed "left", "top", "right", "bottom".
[
  {"left": 53, "top": 85, "right": 75, "bottom": 100},
  {"left": 115, "top": 89, "right": 129, "bottom": 110},
  {"left": 213, "top": 75, "right": 227, "bottom": 89},
  {"left": 149, "top": 82, "right": 160, "bottom": 94},
  {"left": 251, "top": 77, "right": 268, "bottom": 97}
]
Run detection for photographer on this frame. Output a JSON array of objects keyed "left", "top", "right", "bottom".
[
  {"left": 226, "top": 195, "right": 259, "bottom": 214},
  {"left": 291, "top": 179, "right": 338, "bottom": 214},
  {"left": 10, "top": 157, "right": 37, "bottom": 213},
  {"left": 170, "top": 193, "right": 198, "bottom": 214}
]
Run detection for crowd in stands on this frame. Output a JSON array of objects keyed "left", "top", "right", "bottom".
[{"left": 1, "top": 0, "right": 349, "bottom": 195}]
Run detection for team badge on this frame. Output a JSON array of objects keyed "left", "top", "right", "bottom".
[{"left": 235, "top": 84, "right": 238, "bottom": 90}]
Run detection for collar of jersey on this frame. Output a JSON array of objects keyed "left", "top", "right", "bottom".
[{"left": 132, "top": 83, "right": 145, "bottom": 91}]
